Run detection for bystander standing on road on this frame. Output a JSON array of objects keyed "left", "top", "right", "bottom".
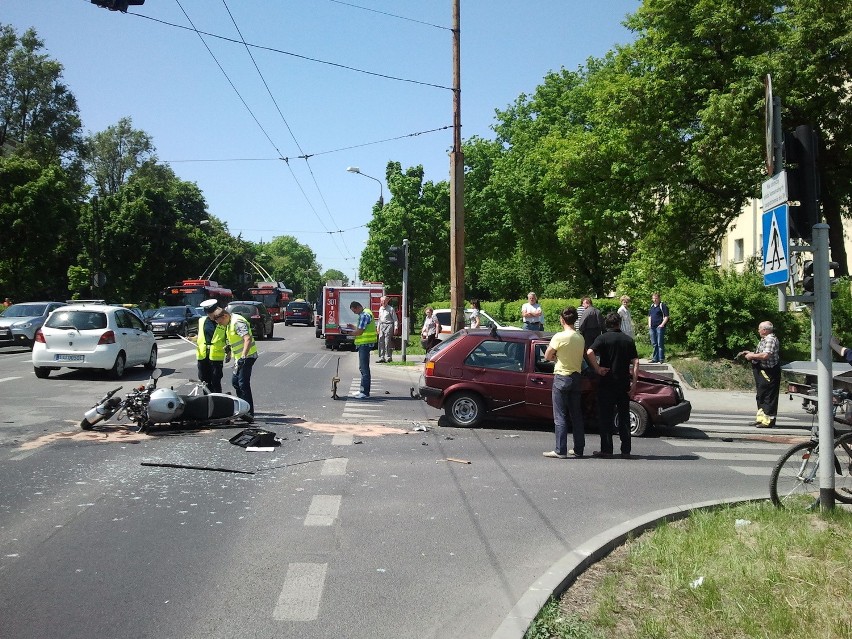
[
  {"left": 578, "top": 296, "right": 604, "bottom": 348},
  {"left": 648, "top": 292, "right": 669, "bottom": 363},
  {"left": 737, "top": 321, "right": 780, "bottom": 428},
  {"left": 213, "top": 307, "right": 258, "bottom": 420},
  {"left": 344, "top": 301, "right": 376, "bottom": 399},
  {"left": 195, "top": 299, "right": 228, "bottom": 393},
  {"left": 469, "top": 299, "right": 481, "bottom": 329},
  {"left": 522, "top": 292, "right": 544, "bottom": 331},
  {"left": 376, "top": 296, "right": 398, "bottom": 363},
  {"left": 543, "top": 306, "right": 585, "bottom": 459},
  {"left": 617, "top": 295, "right": 634, "bottom": 338},
  {"left": 420, "top": 306, "right": 442, "bottom": 356},
  {"left": 587, "top": 312, "right": 639, "bottom": 458}
]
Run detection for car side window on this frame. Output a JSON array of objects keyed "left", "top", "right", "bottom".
[
  {"left": 464, "top": 340, "right": 525, "bottom": 372},
  {"left": 128, "top": 312, "right": 146, "bottom": 331},
  {"left": 115, "top": 310, "right": 132, "bottom": 329},
  {"left": 534, "top": 343, "right": 554, "bottom": 375}
]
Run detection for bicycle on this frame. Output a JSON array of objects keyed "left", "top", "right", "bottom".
[{"left": 769, "top": 429, "right": 852, "bottom": 508}]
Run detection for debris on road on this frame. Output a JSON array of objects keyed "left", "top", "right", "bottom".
[{"left": 445, "top": 457, "right": 471, "bottom": 464}]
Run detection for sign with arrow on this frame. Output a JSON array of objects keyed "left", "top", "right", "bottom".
[{"left": 763, "top": 204, "right": 790, "bottom": 287}]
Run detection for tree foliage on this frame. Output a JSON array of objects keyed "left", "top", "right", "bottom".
[{"left": 83, "top": 116, "right": 155, "bottom": 196}]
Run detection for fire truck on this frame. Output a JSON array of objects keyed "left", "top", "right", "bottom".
[
  {"left": 162, "top": 279, "right": 233, "bottom": 308},
  {"left": 247, "top": 281, "right": 293, "bottom": 322},
  {"left": 319, "top": 282, "right": 401, "bottom": 350}
]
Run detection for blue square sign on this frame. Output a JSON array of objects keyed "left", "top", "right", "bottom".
[{"left": 763, "top": 204, "right": 789, "bottom": 287}]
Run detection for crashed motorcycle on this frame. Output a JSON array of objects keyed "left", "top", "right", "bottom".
[{"left": 80, "top": 368, "right": 251, "bottom": 432}]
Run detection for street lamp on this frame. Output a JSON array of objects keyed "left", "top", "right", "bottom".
[{"left": 346, "top": 166, "right": 384, "bottom": 207}]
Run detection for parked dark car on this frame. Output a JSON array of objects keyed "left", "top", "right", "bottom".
[
  {"left": 148, "top": 305, "right": 199, "bottom": 338},
  {"left": 225, "top": 301, "right": 275, "bottom": 340},
  {"left": 418, "top": 328, "right": 691, "bottom": 436},
  {"left": 284, "top": 300, "right": 314, "bottom": 326}
]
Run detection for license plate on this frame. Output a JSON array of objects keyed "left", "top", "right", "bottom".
[
  {"left": 55, "top": 354, "right": 84, "bottom": 362},
  {"left": 0, "top": 328, "right": 10, "bottom": 336}
]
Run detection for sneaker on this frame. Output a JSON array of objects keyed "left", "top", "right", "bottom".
[
  {"left": 352, "top": 392, "right": 369, "bottom": 399},
  {"left": 376, "top": 358, "right": 386, "bottom": 363},
  {"left": 568, "top": 449, "right": 584, "bottom": 458},
  {"left": 756, "top": 421, "right": 775, "bottom": 428},
  {"left": 592, "top": 451, "right": 613, "bottom": 459},
  {"left": 543, "top": 450, "right": 568, "bottom": 459}
]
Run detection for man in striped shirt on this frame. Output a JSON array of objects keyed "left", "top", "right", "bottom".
[{"left": 738, "top": 321, "right": 780, "bottom": 428}]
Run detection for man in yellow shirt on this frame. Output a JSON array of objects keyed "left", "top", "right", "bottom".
[{"left": 544, "top": 306, "right": 586, "bottom": 458}]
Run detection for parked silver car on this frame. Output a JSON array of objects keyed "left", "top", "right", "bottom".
[{"left": 0, "top": 302, "right": 67, "bottom": 349}]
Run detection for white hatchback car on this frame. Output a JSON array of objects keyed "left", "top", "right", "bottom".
[
  {"left": 433, "top": 308, "right": 523, "bottom": 342},
  {"left": 32, "top": 304, "right": 157, "bottom": 379}
]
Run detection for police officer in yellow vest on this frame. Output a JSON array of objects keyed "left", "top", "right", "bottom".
[
  {"left": 344, "top": 301, "right": 376, "bottom": 399},
  {"left": 197, "top": 299, "right": 229, "bottom": 393},
  {"left": 212, "top": 306, "right": 258, "bottom": 420}
]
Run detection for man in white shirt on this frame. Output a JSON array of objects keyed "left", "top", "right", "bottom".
[{"left": 376, "top": 296, "right": 398, "bottom": 363}]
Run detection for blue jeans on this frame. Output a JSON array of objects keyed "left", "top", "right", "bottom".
[
  {"left": 356, "top": 344, "right": 372, "bottom": 396},
  {"left": 232, "top": 357, "right": 256, "bottom": 415},
  {"left": 649, "top": 326, "right": 666, "bottom": 362},
  {"left": 551, "top": 373, "right": 584, "bottom": 455}
]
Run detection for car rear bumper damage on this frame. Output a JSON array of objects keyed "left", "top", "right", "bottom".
[{"left": 655, "top": 400, "right": 692, "bottom": 426}]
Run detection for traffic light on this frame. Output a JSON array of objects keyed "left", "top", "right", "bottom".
[
  {"left": 90, "top": 0, "right": 144, "bottom": 11},
  {"left": 388, "top": 245, "right": 405, "bottom": 269},
  {"left": 800, "top": 260, "right": 839, "bottom": 298},
  {"left": 784, "top": 124, "right": 820, "bottom": 241}
]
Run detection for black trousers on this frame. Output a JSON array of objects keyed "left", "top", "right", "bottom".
[
  {"left": 597, "top": 382, "right": 631, "bottom": 455},
  {"left": 753, "top": 364, "right": 781, "bottom": 419},
  {"left": 197, "top": 358, "right": 224, "bottom": 393}
]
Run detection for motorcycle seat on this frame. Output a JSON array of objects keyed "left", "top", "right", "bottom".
[{"left": 182, "top": 394, "right": 237, "bottom": 420}]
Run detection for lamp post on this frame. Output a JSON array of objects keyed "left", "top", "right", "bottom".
[{"left": 346, "top": 166, "right": 384, "bottom": 207}]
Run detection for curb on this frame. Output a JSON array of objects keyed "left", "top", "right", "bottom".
[{"left": 489, "top": 494, "right": 767, "bottom": 639}]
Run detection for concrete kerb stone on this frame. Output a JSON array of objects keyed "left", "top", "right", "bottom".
[{"left": 489, "top": 495, "right": 767, "bottom": 639}]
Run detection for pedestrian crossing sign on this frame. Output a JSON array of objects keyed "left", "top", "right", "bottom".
[{"left": 763, "top": 204, "right": 789, "bottom": 287}]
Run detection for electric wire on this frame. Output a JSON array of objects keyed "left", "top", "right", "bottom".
[
  {"left": 326, "top": 0, "right": 449, "bottom": 31},
  {"left": 219, "top": 0, "right": 352, "bottom": 261}
]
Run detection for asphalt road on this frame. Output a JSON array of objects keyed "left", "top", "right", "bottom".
[{"left": 0, "top": 326, "right": 817, "bottom": 638}]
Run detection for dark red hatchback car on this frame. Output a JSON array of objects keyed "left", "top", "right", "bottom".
[{"left": 418, "top": 328, "right": 691, "bottom": 435}]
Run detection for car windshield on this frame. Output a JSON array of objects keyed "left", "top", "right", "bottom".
[
  {"left": 151, "top": 307, "right": 186, "bottom": 319},
  {"left": 4, "top": 304, "right": 48, "bottom": 318},
  {"left": 45, "top": 310, "right": 107, "bottom": 330}
]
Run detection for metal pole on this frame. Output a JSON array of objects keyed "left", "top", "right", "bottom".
[
  {"left": 402, "top": 239, "right": 409, "bottom": 362},
  {"left": 813, "top": 224, "right": 835, "bottom": 510},
  {"left": 449, "top": 0, "right": 465, "bottom": 332}
]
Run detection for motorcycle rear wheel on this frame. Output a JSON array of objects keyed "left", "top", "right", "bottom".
[{"left": 80, "top": 418, "right": 95, "bottom": 431}]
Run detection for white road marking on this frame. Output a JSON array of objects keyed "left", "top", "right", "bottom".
[
  {"left": 305, "top": 353, "right": 334, "bottom": 368},
  {"left": 9, "top": 449, "right": 38, "bottom": 461},
  {"left": 304, "top": 495, "right": 342, "bottom": 526},
  {"left": 666, "top": 440, "right": 788, "bottom": 450},
  {"left": 267, "top": 353, "right": 301, "bottom": 367},
  {"left": 156, "top": 348, "right": 196, "bottom": 364},
  {"left": 696, "top": 451, "right": 781, "bottom": 462},
  {"left": 0, "top": 376, "right": 22, "bottom": 383},
  {"left": 273, "top": 562, "right": 328, "bottom": 621},
  {"left": 729, "top": 465, "right": 773, "bottom": 476},
  {"left": 321, "top": 458, "right": 348, "bottom": 476},
  {"left": 332, "top": 434, "right": 354, "bottom": 446}
]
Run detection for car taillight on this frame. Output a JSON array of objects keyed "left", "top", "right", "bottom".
[
  {"left": 34, "top": 329, "right": 46, "bottom": 343},
  {"left": 425, "top": 361, "right": 435, "bottom": 376},
  {"left": 98, "top": 330, "right": 116, "bottom": 345}
]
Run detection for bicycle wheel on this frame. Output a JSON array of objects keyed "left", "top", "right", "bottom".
[
  {"left": 770, "top": 440, "right": 821, "bottom": 508},
  {"left": 832, "top": 432, "right": 852, "bottom": 504}
]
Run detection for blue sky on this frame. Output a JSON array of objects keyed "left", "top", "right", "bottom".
[{"left": 3, "top": 0, "right": 638, "bottom": 281}]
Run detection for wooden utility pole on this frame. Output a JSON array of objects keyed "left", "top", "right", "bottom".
[{"left": 449, "top": 0, "right": 465, "bottom": 332}]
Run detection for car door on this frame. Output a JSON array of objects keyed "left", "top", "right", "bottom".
[
  {"left": 115, "top": 309, "right": 144, "bottom": 363},
  {"left": 525, "top": 341, "right": 555, "bottom": 420},
  {"left": 461, "top": 338, "right": 528, "bottom": 417}
]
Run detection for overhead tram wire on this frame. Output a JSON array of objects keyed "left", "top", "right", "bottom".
[
  {"left": 132, "top": 12, "right": 453, "bottom": 91},
  {"left": 325, "top": 0, "right": 450, "bottom": 31},
  {"left": 220, "top": 0, "right": 353, "bottom": 262},
  {"left": 173, "top": 0, "right": 341, "bottom": 256}
]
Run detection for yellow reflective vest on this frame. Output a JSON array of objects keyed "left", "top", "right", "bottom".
[
  {"left": 196, "top": 316, "right": 228, "bottom": 361},
  {"left": 226, "top": 313, "right": 258, "bottom": 359},
  {"left": 354, "top": 309, "right": 377, "bottom": 346}
]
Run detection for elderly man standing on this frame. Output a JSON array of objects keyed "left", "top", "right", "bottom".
[
  {"left": 376, "top": 296, "right": 398, "bottom": 363},
  {"left": 212, "top": 306, "right": 258, "bottom": 421},
  {"left": 738, "top": 321, "right": 781, "bottom": 428}
]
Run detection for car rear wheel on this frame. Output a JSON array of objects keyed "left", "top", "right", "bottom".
[
  {"left": 445, "top": 391, "right": 485, "bottom": 428},
  {"left": 628, "top": 401, "right": 649, "bottom": 437},
  {"left": 110, "top": 352, "right": 127, "bottom": 379},
  {"left": 34, "top": 366, "right": 51, "bottom": 379},
  {"left": 144, "top": 345, "right": 158, "bottom": 370}
]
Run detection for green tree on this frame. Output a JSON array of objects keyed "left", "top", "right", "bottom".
[
  {"left": 321, "top": 269, "right": 348, "bottom": 286},
  {"left": 0, "top": 156, "right": 79, "bottom": 299},
  {"left": 263, "top": 235, "right": 322, "bottom": 301},
  {"left": 0, "top": 25, "right": 82, "bottom": 163},
  {"left": 83, "top": 116, "right": 155, "bottom": 196}
]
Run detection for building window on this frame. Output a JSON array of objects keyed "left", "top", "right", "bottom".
[
  {"left": 734, "top": 239, "right": 744, "bottom": 263},
  {"left": 714, "top": 248, "right": 722, "bottom": 267}
]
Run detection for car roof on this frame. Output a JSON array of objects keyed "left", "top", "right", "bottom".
[
  {"left": 51, "top": 304, "right": 118, "bottom": 312},
  {"left": 229, "top": 300, "right": 261, "bottom": 305}
]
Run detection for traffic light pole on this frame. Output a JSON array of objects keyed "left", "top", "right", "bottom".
[
  {"left": 813, "top": 224, "right": 835, "bottom": 510},
  {"left": 401, "top": 239, "right": 409, "bottom": 362}
]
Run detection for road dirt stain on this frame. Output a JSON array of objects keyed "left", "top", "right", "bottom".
[{"left": 17, "top": 429, "right": 151, "bottom": 450}]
